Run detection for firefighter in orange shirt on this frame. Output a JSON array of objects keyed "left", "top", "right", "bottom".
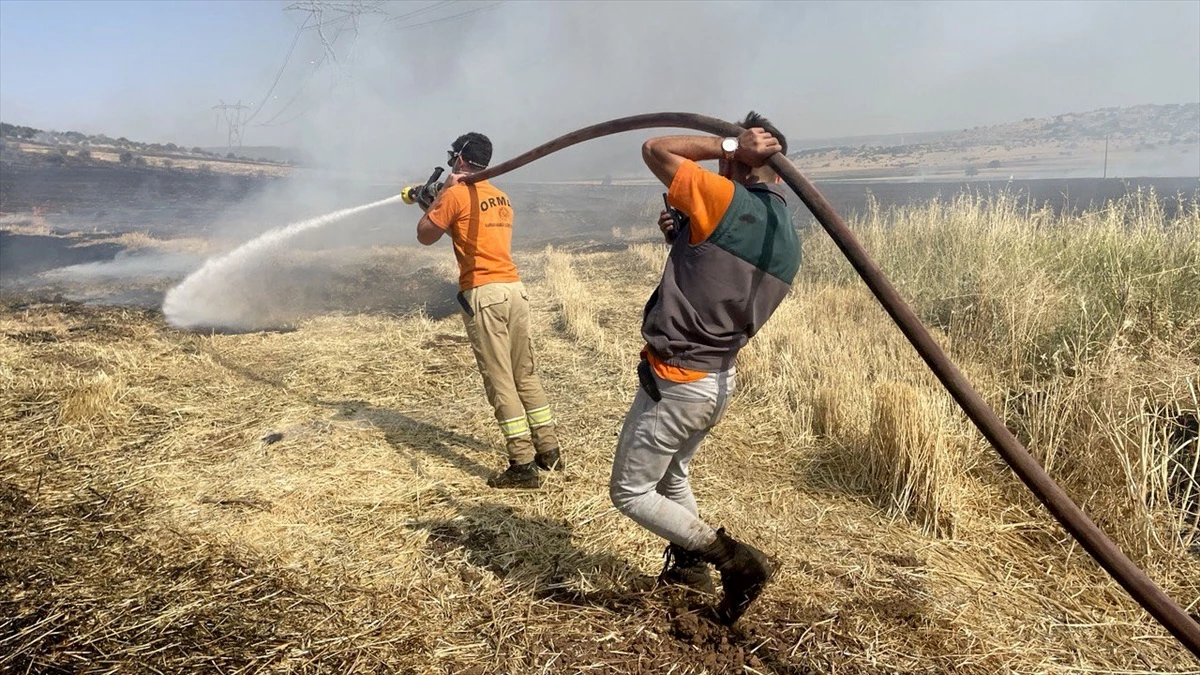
[{"left": 414, "top": 132, "right": 563, "bottom": 489}]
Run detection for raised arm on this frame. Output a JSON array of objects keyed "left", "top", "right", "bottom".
[{"left": 641, "top": 127, "right": 782, "bottom": 186}]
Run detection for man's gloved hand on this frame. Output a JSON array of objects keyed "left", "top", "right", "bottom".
[
  {"left": 419, "top": 171, "right": 464, "bottom": 211},
  {"left": 416, "top": 187, "right": 436, "bottom": 211}
]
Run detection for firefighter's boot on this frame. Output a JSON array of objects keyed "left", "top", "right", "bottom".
[
  {"left": 535, "top": 446, "right": 564, "bottom": 472},
  {"left": 487, "top": 460, "right": 541, "bottom": 489}
]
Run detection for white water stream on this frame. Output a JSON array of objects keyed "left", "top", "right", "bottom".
[{"left": 162, "top": 195, "right": 403, "bottom": 330}]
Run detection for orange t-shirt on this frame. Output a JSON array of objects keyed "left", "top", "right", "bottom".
[
  {"left": 426, "top": 180, "right": 521, "bottom": 291},
  {"left": 645, "top": 160, "right": 736, "bottom": 383},
  {"left": 668, "top": 160, "right": 735, "bottom": 246}
]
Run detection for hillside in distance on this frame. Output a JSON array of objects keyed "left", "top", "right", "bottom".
[
  {"left": 788, "top": 102, "right": 1200, "bottom": 182},
  {"left": 4, "top": 102, "right": 1198, "bottom": 185}
]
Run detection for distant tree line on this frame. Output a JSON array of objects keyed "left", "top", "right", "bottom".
[{"left": 0, "top": 122, "right": 40, "bottom": 139}]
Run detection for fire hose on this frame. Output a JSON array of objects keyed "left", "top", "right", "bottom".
[{"left": 463, "top": 112, "right": 1200, "bottom": 657}]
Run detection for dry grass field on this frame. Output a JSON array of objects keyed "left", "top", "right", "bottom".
[{"left": 2, "top": 189, "right": 1199, "bottom": 673}]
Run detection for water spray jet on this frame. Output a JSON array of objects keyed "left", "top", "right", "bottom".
[{"left": 161, "top": 194, "right": 403, "bottom": 332}]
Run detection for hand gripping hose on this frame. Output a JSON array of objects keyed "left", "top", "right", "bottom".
[{"left": 465, "top": 112, "right": 1200, "bottom": 657}]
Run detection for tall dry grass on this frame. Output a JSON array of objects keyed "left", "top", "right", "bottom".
[
  {"left": 543, "top": 246, "right": 626, "bottom": 361},
  {"left": 867, "top": 381, "right": 967, "bottom": 539},
  {"left": 735, "top": 188, "right": 1200, "bottom": 560},
  {"left": 802, "top": 188, "right": 1200, "bottom": 380},
  {"left": 627, "top": 241, "right": 669, "bottom": 273}
]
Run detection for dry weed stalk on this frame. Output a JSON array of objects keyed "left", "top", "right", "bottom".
[
  {"left": 868, "top": 381, "right": 964, "bottom": 539},
  {"left": 628, "top": 241, "right": 669, "bottom": 273},
  {"left": 543, "top": 246, "right": 622, "bottom": 361}
]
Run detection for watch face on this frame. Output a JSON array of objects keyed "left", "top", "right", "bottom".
[{"left": 722, "top": 138, "right": 738, "bottom": 153}]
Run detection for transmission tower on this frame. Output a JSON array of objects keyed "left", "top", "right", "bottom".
[
  {"left": 284, "top": 1, "right": 385, "bottom": 64},
  {"left": 212, "top": 100, "right": 251, "bottom": 150},
  {"left": 245, "top": 2, "right": 506, "bottom": 130}
]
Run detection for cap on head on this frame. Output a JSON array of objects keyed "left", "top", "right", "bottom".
[{"left": 450, "top": 132, "right": 492, "bottom": 169}]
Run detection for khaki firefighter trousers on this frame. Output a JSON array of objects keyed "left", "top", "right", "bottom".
[{"left": 459, "top": 281, "right": 558, "bottom": 465}]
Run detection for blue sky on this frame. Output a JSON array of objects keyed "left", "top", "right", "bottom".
[
  {"left": 1, "top": 1, "right": 299, "bottom": 141},
  {"left": 1, "top": 0, "right": 1198, "bottom": 174}
]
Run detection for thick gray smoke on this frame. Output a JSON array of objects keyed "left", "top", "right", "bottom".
[
  {"left": 3, "top": 0, "right": 1197, "bottom": 325},
  {"left": 40, "top": 251, "right": 204, "bottom": 283},
  {"left": 190, "top": 0, "right": 1200, "bottom": 230},
  {"left": 10, "top": 1, "right": 1194, "bottom": 180}
]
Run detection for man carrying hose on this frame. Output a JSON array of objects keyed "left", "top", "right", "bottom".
[
  {"left": 609, "top": 112, "right": 800, "bottom": 624},
  {"left": 413, "top": 132, "right": 563, "bottom": 489}
]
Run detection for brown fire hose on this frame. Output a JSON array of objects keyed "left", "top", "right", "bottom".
[{"left": 463, "top": 112, "right": 1200, "bottom": 657}]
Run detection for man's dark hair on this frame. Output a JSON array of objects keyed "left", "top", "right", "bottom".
[
  {"left": 741, "top": 111, "right": 787, "bottom": 155},
  {"left": 451, "top": 132, "right": 492, "bottom": 169}
]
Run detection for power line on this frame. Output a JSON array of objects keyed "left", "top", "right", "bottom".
[
  {"left": 284, "top": 1, "right": 384, "bottom": 65},
  {"left": 302, "top": 13, "right": 355, "bottom": 34},
  {"left": 250, "top": 1, "right": 369, "bottom": 128},
  {"left": 382, "top": 0, "right": 453, "bottom": 25},
  {"left": 242, "top": 16, "right": 311, "bottom": 125},
  {"left": 245, "top": 1, "right": 509, "bottom": 130},
  {"left": 254, "top": 42, "right": 339, "bottom": 128},
  {"left": 254, "top": 17, "right": 350, "bottom": 128},
  {"left": 390, "top": 1, "right": 506, "bottom": 31},
  {"left": 256, "top": 94, "right": 325, "bottom": 129},
  {"left": 255, "top": 54, "right": 327, "bottom": 127}
]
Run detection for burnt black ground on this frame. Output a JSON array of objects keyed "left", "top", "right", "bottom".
[
  {"left": 4, "top": 159, "right": 1197, "bottom": 238},
  {"left": 2, "top": 158, "right": 1198, "bottom": 310}
]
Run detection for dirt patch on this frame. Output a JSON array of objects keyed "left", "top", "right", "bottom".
[
  {"left": 411, "top": 507, "right": 841, "bottom": 674},
  {"left": 520, "top": 592, "right": 841, "bottom": 675}
]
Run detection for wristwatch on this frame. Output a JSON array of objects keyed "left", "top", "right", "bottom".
[{"left": 721, "top": 136, "right": 738, "bottom": 160}]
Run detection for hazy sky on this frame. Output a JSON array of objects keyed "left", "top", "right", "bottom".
[{"left": 2, "top": 0, "right": 1198, "bottom": 177}]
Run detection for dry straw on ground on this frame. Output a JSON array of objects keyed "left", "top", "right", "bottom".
[{"left": 2, "top": 189, "right": 1199, "bottom": 673}]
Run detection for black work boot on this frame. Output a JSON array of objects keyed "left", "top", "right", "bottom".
[
  {"left": 659, "top": 542, "right": 716, "bottom": 595},
  {"left": 486, "top": 460, "right": 541, "bottom": 489},
  {"left": 534, "top": 447, "right": 564, "bottom": 472},
  {"left": 700, "top": 528, "right": 775, "bottom": 624}
]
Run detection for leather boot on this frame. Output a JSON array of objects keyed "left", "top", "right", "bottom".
[
  {"left": 534, "top": 446, "right": 564, "bottom": 472},
  {"left": 659, "top": 542, "right": 716, "bottom": 595},
  {"left": 700, "top": 528, "right": 775, "bottom": 624},
  {"left": 486, "top": 460, "right": 541, "bottom": 489}
]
